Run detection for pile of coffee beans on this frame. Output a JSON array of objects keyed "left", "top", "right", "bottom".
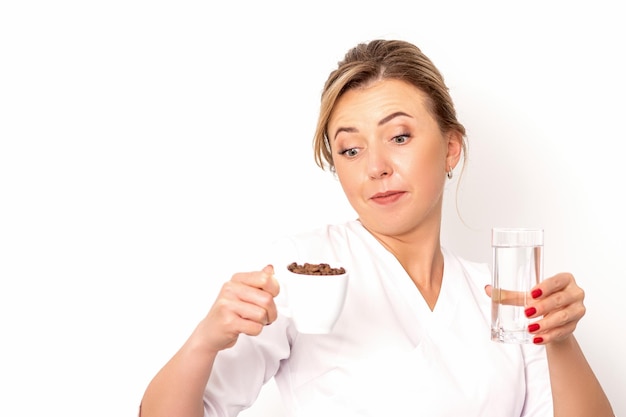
[{"left": 287, "top": 262, "right": 346, "bottom": 275}]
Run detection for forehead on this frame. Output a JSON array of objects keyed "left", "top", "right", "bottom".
[{"left": 329, "top": 79, "right": 430, "bottom": 127}]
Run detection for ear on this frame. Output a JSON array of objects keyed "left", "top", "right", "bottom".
[{"left": 445, "top": 130, "right": 463, "bottom": 170}]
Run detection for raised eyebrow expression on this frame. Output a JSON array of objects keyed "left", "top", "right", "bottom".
[{"left": 332, "top": 111, "right": 413, "bottom": 141}]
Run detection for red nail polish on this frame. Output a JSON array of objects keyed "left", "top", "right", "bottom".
[
  {"left": 531, "top": 289, "right": 543, "bottom": 299},
  {"left": 533, "top": 337, "right": 544, "bottom": 344},
  {"left": 524, "top": 307, "right": 537, "bottom": 317},
  {"left": 528, "top": 323, "right": 540, "bottom": 332}
]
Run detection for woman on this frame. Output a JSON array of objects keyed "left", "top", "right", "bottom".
[{"left": 139, "top": 39, "right": 614, "bottom": 416}]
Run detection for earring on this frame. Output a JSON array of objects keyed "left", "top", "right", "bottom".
[{"left": 447, "top": 167, "right": 453, "bottom": 179}]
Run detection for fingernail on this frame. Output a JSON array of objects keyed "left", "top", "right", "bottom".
[
  {"left": 524, "top": 307, "right": 537, "bottom": 317},
  {"left": 531, "top": 289, "right": 543, "bottom": 299},
  {"left": 528, "top": 323, "right": 540, "bottom": 332},
  {"left": 533, "top": 337, "right": 544, "bottom": 344}
]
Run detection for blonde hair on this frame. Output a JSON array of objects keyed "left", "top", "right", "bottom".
[{"left": 313, "top": 39, "right": 467, "bottom": 172}]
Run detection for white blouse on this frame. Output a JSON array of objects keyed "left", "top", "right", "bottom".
[{"left": 203, "top": 220, "right": 553, "bottom": 417}]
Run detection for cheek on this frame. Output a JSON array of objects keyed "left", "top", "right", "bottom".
[
  {"left": 400, "top": 152, "right": 446, "bottom": 191},
  {"left": 407, "top": 142, "right": 447, "bottom": 173},
  {"left": 334, "top": 164, "right": 362, "bottom": 198}
]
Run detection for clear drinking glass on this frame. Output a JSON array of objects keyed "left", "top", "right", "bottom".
[{"left": 491, "top": 228, "right": 544, "bottom": 343}]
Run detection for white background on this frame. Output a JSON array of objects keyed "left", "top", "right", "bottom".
[{"left": 1, "top": 1, "right": 624, "bottom": 416}]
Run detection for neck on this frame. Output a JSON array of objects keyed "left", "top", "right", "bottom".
[{"left": 364, "top": 223, "right": 444, "bottom": 310}]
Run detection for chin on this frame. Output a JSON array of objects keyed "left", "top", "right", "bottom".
[{"left": 361, "top": 218, "right": 411, "bottom": 238}]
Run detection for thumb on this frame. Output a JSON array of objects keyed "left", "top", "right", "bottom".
[
  {"left": 484, "top": 284, "right": 493, "bottom": 298},
  {"left": 262, "top": 264, "right": 280, "bottom": 296},
  {"left": 262, "top": 264, "right": 275, "bottom": 275}
]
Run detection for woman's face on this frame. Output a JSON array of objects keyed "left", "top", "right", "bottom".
[{"left": 327, "top": 79, "right": 462, "bottom": 239}]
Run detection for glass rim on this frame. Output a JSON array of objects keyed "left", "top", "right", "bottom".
[
  {"left": 491, "top": 227, "right": 544, "bottom": 232},
  {"left": 491, "top": 227, "right": 544, "bottom": 247}
]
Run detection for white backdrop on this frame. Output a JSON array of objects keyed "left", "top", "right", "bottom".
[{"left": 1, "top": 1, "right": 624, "bottom": 416}]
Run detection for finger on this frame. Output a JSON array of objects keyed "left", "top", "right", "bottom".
[
  {"left": 221, "top": 280, "right": 277, "bottom": 323},
  {"left": 531, "top": 299, "right": 586, "bottom": 328},
  {"left": 490, "top": 287, "right": 528, "bottom": 306},
  {"left": 531, "top": 272, "right": 574, "bottom": 300},
  {"left": 526, "top": 303, "right": 585, "bottom": 344},
  {"left": 236, "top": 298, "right": 275, "bottom": 326},
  {"left": 262, "top": 264, "right": 281, "bottom": 297},
  {"left": 220, "top": 308, "right": 266, "bottom": 337},
  {"left": 527, "top": 320, "right": 578, "bottom": 345},
  {"left": 527, "top": 283, "right": 584, "bottom": 318},
  {"left": 202, "top": 298, "right": 266, "bottom": 351},
  {"left": 232, "top": 265, "right": 280, "bottom": 297}
]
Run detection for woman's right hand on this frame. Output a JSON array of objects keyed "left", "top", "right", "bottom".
[
  {"left": 139, "top": 266, "right": 280, "bottom": 417},
  {"left": 192, "top": 264, "right": 281, "bottom": 353}
]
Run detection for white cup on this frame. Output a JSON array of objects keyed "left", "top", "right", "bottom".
[{"left": 276, "top": 262, "right": 349, "bottom": 334}]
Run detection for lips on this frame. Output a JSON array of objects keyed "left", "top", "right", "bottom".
[{"left": 370, "top": 190, "right": 405, "bottom": 204}]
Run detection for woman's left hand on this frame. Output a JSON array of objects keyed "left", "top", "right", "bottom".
[
  {"left": 523, "top": 272, "right": 586, "bottom": 345},
  {"left": 485, "top": 272, "right": 586, "bottom": 345}
]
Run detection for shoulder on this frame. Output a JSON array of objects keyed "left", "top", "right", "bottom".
[
  {"left": 274, "top": 220, "right": 363, "bottom": 249},
  {"left": 284, "top": 220, "right": 359, "bottom": 240}
]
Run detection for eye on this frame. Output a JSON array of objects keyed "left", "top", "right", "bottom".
[
  {"left": 392, "top": 134, "right": 410, "bottom": 144},
  {"left": 339, "top": 148, "right": 360, "bottom": 158}
]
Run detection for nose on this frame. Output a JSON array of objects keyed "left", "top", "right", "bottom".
[{"left": 367, "top": 146, "right": 393, "bottom": 179}]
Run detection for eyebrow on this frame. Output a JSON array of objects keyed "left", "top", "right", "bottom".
[{"left": 332, "top": 111, "right": 413, "bottom": 140}]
